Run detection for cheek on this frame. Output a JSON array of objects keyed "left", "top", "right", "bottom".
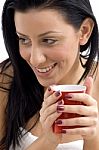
[
  {"left": 46, "top": 45, "right": 73, "bottom": 61},
  {"left": 19, "top": 49, "right": 29, "bottom": 61}
]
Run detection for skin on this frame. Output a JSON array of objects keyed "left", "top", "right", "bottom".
[
  {"left": 6, "top": 8, "right": 99, "bottom": 149},
  {"left": 15, "top": 9, "right": 85, "bottom": 87}
]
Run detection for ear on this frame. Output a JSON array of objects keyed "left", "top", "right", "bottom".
[{"left": 79, "top": 18, "right": 94, "bottom": 45}]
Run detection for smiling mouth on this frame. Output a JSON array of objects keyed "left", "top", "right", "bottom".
[{"left": 36, "top": 63, "right": 57, "bottom": 73}]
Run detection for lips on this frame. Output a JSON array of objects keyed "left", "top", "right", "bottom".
[{"left": 36, "top": 63, "right": 56, "bottom": 73}]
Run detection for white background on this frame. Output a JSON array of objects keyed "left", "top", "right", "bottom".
[{"left": 0, "top": 0, "right": 99, "bottom": 62}]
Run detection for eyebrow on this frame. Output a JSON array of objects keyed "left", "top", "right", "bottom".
[
  {"left": 16, "top": 31, "right": 62, "bottom": 37},
  {"left": 39, "top": 31, "right": 62, "bottom": 37},
  {"left": 16, "top": 32, "right": 29, "bottom": 37}
]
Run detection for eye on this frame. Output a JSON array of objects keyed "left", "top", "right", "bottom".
[
  {"left": 18, "top": 37, "right": 31, "bottom": 46},
  {"left": 42, "top": 38, "right": 57, "bottom": 45}
]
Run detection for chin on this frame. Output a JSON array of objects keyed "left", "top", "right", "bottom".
[{"left": 38, "top": 80, "right": 56, "bottom": 87}]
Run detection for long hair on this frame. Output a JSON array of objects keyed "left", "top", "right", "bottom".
[{"left": 0, "top": 0, "right": 98, "bottom": 149}]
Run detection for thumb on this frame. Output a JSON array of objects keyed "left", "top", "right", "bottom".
[{"left": 84, "top": 76, "right": 93, "bottom": 95}]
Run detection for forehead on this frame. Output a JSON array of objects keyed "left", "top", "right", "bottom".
[
  {"left": 14, "top": 9, "right": 76, "bottom": 37},
  {"left": 14, "top": 9, "right": 69, "bottom": 28}
]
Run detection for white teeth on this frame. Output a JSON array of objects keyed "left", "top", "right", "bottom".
[{"left": 36, "top": 64, "right": 55, "bottom": 73}]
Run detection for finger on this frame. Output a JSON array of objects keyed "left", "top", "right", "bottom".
[
  {"left": 65, "top": 92, "right": 97, "bottom": 106},
  {"left": 40, "top": 100, "right": 64, "bottom": 121},
  {"left": 40, "top": 99, "right": 64, "bottom": 117},
  {"left": 44, "top": 86, "right": 54, "bottom": 99},
  {"left": 40, "top": 111, "right": 62, "bottom": 129},
  {"left": 42, "top": 91, "right": 62, "bottom": 112},
  {"left": 62, "top": 126, "right": 96, "bottom": 138},
  {"left": 84, "top": 76, "right": 93, "bottom": 95},
  {"left": 40, "top": 102, "right": 58, "bottom": 122},
  {"left": 55, "top": 117, "right": 98, "bottom": 127},
  {"left": 60, "top": 105, "right": 98, "bottom": 116}
]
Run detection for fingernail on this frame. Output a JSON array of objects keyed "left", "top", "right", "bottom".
[
  {"left": 58, "top": 100, "right": 63, "bottom": 105},
  {"left": 55, "top": 91, "right": 61, "bottom": 97},
  {"left": 61, "top": 129, "right": 66, "bottom": 134},
  {"left": 57, "top": 105, "right": 64, "bottom": 112},
  {"left": 64, "top": 94, "right": 72, "bottom": 99},
  {"left": 48, "top": 87, "right": 51, "bottom": 91},
  {"left": 55, "top": 120, "right": 62, "bottom": 124}
]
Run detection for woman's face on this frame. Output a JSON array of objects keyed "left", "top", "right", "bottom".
[{"left": 14, "top": 9, "right": 82, "bottom": 87}]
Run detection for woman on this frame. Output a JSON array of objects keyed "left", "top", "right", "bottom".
[{"left": 0, "top": 0, "right": 99, "bottom": 149}]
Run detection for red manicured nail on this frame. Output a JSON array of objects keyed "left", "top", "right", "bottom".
[
  {"left": 58, "top": 100, "right": 63, "bottom": 105},
  {"left": 55, "top": 120, "right": 62, "bottom": 124},
  {"left": 48, "top": 87, "right": 51, "bottom": 91},
  {"left": 64, "top": 94, "right": 72, "bottom": 99},
  {"left": 57, "top": 105, "right": 64, "bottom": 112},
  {"left": 61, "top": 129, "right": 66, "bottom": 134},
  {"left": 55, "top": 91, "right": 60, "bottom": 97}
]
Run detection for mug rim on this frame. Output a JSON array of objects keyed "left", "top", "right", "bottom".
[{"left": 51, "top": 85, "right": 86, "bottom": 92}]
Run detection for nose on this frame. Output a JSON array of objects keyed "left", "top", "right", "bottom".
[{"left": 29, "top": 46, "right": 46, "bottom": 67}]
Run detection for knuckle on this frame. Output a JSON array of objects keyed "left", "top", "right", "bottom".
[
  {"left": 40, "top": 116, "right": 43, "bottom": 123},
  {"left": 84, "top": 93, "right": 89, "bottom": 100},
  {"left": 93, "top": 109, "right": 98, "bottom": 117},
  {"left": 90, "top": 128, "right": 96, "bottom": 135},
  {"left": 92, "top": 118, "right": 98, "bottom": 125},
  {"left": 77, "top": 106, "right": 83, "bottom": 114},
  {"left": 42, "top": 101, "right": 45, "bottom": 107},
  {"left": 44, "top": 95, "right": 46, "bottom": 99},
  {"left": 40, "top": 109, "right": 42, "bottom": 116},
  {"left": 82, "top": 128, "right": 87, "bottom": 135},
  {"left": 75, "top": 118, "right": 82, "bottom": 125},
  {"left": 43, "top": 100, "right": 48, "bottom": 106},
  {"left": 47, "top": 115, "right": 53, "bottom": 122},
  {"left": 45, "top": 107, "right": 51, "bottom": 115},
  {"left": 93, "top": 100, "right": 97, "bottom": 106}
]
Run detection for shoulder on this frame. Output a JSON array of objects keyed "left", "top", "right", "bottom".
[
  {"left": 0, "top": 59, "right": 13, "bottom": 139},
  {"left": 0, "top": 59, "right": 13, "bottom": 91},
  {"left": 0, "top": 59, "right": 13, "bottom": 76},
  {"left": 0, "top": 59, "right": 13, "bottom": 108}
]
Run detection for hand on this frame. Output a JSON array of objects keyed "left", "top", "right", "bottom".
[
  {"left": 55, "top": 76, "right": 99, "bottom": 140},
  {"left": 40, "top": 87, "right": 63, "bottom": 145}
]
